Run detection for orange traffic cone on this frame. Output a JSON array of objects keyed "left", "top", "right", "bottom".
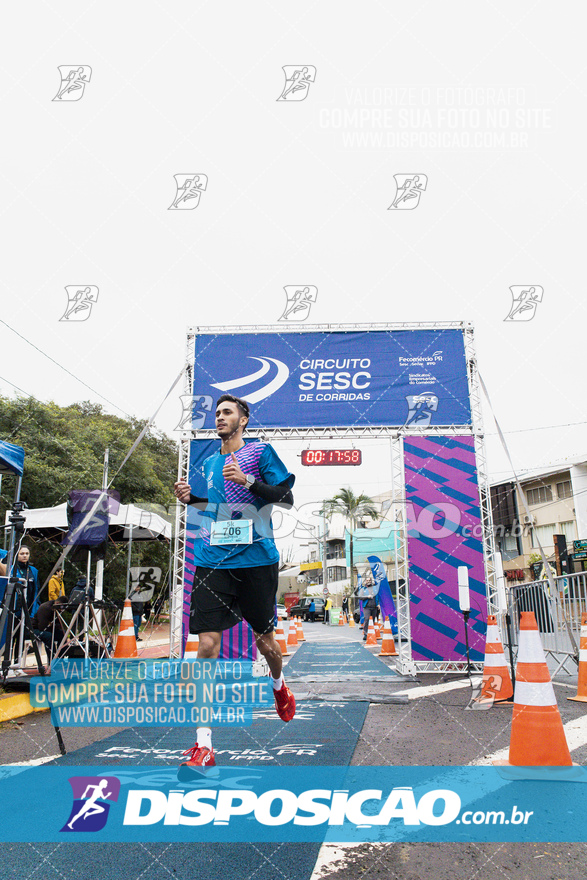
[
  {"left": 275, "top": 621, "right": 290, "bottom": 656},
  {"left": 476, "top": 615, "right": 513, "bottom": 704},
  {"left": 183, "top": 633, "right": 199, "bottom": 659},
  {"left": 348, "top": 612, "right": 355, "bottom": 628},
  {"left": 568, "top": 612, "right": 587, "bottom": 703},
  {"left": 365, "top": 619, "right": 377, "bottom": 646},
  {"left": 113, "top": 599, "right": 138, "bottom": 659},
  {"left": 499, "top": 611, "right": 572, "bottom": 766},
  {"left": 286, "top": 617, "right": 299, "bottom": 649},
  {"left": 379, "top": 618, "right": 398, "bottom": 656},
  {"left": 375, "top": 621, "right": 382, "bottom": 640},
  {"left": 338, "top": 609, "right": 345, "bottom": 626},
  {"left": 296, "top": 617, "right": 306, "bottom": 642}
]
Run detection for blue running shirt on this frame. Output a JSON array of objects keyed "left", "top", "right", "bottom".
[{"left": 189, "top": 441, "right": 294, "bottom": 569}]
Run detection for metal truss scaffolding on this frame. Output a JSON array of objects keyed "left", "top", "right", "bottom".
[{"left": 170, "top": 322, "right": 496, "bottom": 673}]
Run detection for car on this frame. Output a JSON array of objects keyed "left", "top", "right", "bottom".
[
  {"left": 276, "top": 604, "right": 288, "bottom": 620},
  {"left": 287, "top": 596, "right": 326, "bottom": 622}
]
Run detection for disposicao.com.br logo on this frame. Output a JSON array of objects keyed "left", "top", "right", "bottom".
[
  {"left": 122, "top": 785, "right": 534, "bottom": 831},
  {"left": 0, "top": 764, "right": 570, "bottom": 843},
  {"left": 124, "top": 785, "right": 457, "bottom": 827}
]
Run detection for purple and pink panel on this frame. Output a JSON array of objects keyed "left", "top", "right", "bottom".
[{"left": 403, "top": 436, "right": 487, "bottom": 662}]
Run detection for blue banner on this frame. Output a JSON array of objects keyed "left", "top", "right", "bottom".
[
  {"left": 1, "top": 765, "right": 586, "bottom": 842},
  {"left": 0, "top": 439, "right": 24, "bottom": 476},
  {"left": 63, "top": 490, "right": 120, "bottom": 548},
  {"left": 191, "top": 329, "right": 471, "bottom": 428}
]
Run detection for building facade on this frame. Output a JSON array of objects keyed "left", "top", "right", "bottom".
[{"left": 490, "top": 457, "right": 587, "bottom": 581}]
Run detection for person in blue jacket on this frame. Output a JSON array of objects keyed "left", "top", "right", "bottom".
[{"left": 0, "top": 545, "right": 40, "bottom": 662}]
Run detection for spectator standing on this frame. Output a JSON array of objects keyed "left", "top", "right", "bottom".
[
  {"left": 363, "top": 594, "right": 379, "bottom": 641},
  {"left": 342, "top": 595, "right": 349, "bottom": 623},
  {"left": 131, "top": 599, "right": 144, "bottom": 641},
  {"left": 48, "top": 568, "right": 66, "bottom": 602}
]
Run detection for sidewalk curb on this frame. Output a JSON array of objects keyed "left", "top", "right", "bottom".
[{"left": 0, "top": 692, "right": 45, "bottom": 723}]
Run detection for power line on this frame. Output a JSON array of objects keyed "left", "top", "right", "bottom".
[
  {"left": 0, "top": 318, "right": 131, "bottom": 417},
  {"left": 0, "top": 374, "right": 35, "bottom": 399}
]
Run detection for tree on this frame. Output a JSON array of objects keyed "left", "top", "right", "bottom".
[
  {"left": 0, "top": 396, "right": 178, "bottom": 601},
  {"left": 320, "top": 487, "right": 380, "bottom": 595}
]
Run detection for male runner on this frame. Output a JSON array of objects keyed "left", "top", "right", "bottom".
[{"left": 174, "top": 393, "right": 296, "bottom": 776}]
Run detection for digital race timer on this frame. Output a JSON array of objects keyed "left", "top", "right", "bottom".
[{"left": 301, "top": 449, "right": 362, "bottom": 466}]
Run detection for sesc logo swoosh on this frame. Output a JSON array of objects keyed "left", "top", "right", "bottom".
[{"left": 211, "top": 357, "right": 290, "bottom": 404}]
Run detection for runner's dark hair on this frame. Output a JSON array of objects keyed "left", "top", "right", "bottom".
[{"left": 216, "top": 394, "right": 250, "bottom": 425}]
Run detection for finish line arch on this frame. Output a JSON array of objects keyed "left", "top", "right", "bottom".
[{"left": 171, "top": 322, "right": 497, "bottom": 674}]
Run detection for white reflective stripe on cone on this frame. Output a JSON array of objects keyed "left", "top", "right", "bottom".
[
  {"left": 517, "top": 631, "right": 547, "bottom": 665},
  {"left": 514, "top": 680, "right": 557, "bottom": 707},
  {"left": 580, "top": 648, "right": 587, "bottom": 662},
  {"left": 483, "top": 653, "right": 508, "bottom": 667}
]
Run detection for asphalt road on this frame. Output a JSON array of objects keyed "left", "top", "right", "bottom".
[{"left": 1, "top": 622, "right": 587, "bottom": 880}]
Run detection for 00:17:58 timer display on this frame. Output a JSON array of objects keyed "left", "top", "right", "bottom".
[{"left": 301, "top": 449, "right": 362, "bottom": 466}]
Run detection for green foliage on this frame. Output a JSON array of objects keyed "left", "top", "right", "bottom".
[
  {"left": 0, "top": 396, "right": 178, "bottom": 602},
  {"left": 320, "top": 487, "right": 380, "bottom": 591},
  {"left": 320, "top": 487, "right": 380, "bottom": 524}
]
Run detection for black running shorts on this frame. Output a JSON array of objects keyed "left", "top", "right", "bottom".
[{"left": 189, "top": 563, "right": 279, "bottom": 636}]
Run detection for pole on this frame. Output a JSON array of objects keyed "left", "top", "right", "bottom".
[
  {"left": 321, "top": 511, "right": 328, "bottom": 595},
  {"left": 85, "top": 551, "right": 91, "bottom": 661},
  {"left": 463, "top": 610, "right": 471, "bottom": 680},
  {"left": 125, "top": 524, "right": 133, "bottom": 598},
  {"left": 94, "top": 448, "right": 109, "bottom": 627}
]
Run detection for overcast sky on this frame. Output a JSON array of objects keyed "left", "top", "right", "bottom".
[{"left": 1, "top": 2, "right": 585, "bottom": 540}]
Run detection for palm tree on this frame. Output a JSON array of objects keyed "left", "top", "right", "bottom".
[{"left": 320, "top": 487, "right": 380, "bottom": 595}]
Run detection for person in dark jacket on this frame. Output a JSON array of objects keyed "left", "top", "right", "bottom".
[
  {"left": 131, "top": 600, "right": 144, "bottom": 640},
  {"left": 342, "top": 595, "right": 349, "bottom": 623},
  {"left": 363, "top": 594, "right": 379, "bottom": 640},
  {"left": 32, "top": 597, "right": 66, "bottom": 663}
]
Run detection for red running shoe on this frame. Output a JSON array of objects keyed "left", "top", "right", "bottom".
[
  {"left": 178, "top": 744, "right": 218, "bottom": 780},
  {"left": 274, "top": 681, "right": 296, "bottom": 722}
]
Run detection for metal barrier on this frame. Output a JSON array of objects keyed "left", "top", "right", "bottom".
[{"left": 507, "top": 573, "right": 584, "bottom": 674}]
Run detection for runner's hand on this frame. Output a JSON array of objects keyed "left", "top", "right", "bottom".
[
  {"left": 174, "top": 480, "right": 192, "bottom": 503},
  {"left": 223, "top": 453, "right": 247, "bottom": 485}
]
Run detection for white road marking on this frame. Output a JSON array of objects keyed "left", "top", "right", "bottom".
[
  {"left": 0, "top": 754, "right": 61, "bottom": 781},
  {"left": 5, "top": 754, "right": 60, "bottom": 767},
  {"left": 393, "top": 679, "right": 472, "bottom": 699}
]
